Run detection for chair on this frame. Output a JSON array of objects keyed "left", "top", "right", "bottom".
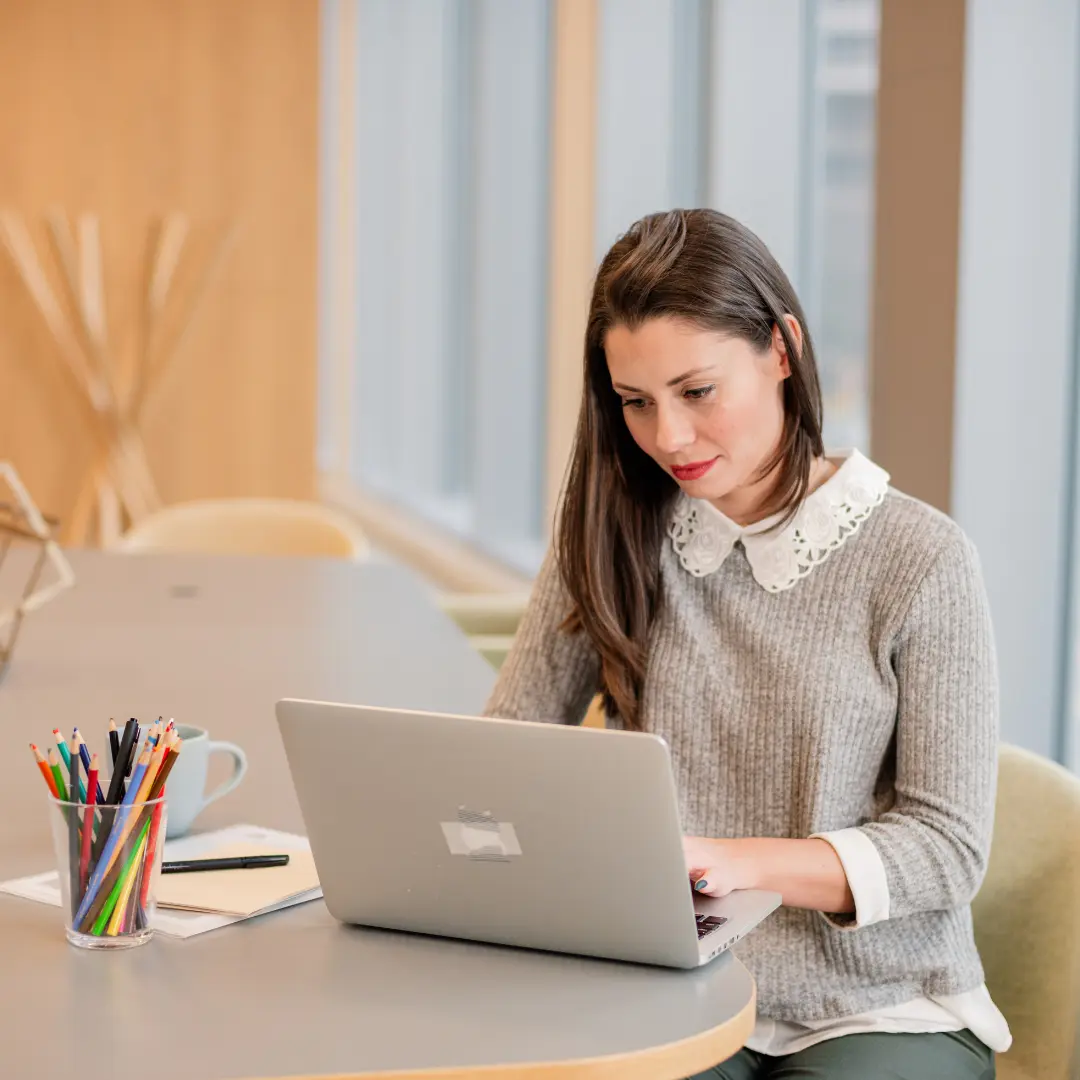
[
  {"left": 112, "top": 498, "right": 370, "bottom": 560},
  {"left": 438, "top": 590, "right": 608, "bottom": 729},
  {"left": 972, "top": 743, "right": 1080, "bottom": 1080},
  {"left": 436, "top": 592, "right": 529, "bottom": 673},
  {"left": 436, "top": 592, "right": 530, "bottom": 637},
  {"left": 461, "top": 633, "right": 513, "bottom": 672}
]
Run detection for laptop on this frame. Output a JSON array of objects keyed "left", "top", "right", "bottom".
[{"left": 275, "top": 699, "right": 781, "bottom": 969}]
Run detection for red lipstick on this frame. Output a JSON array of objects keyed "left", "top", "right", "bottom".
[{"left": 671, "top": 457, "right": 718, "bottom": 482}]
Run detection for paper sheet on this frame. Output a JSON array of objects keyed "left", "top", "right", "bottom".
[{"left": 0, "top": 825, "right": 322, "bottom": 939}]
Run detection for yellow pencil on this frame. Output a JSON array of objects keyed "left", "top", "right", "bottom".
[{"left": 105, "top": 830, "right": 148, "bottom": 936}]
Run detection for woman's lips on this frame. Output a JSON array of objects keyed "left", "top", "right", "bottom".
[{"left": 671, "top": 457, "right": 718, "bottom": 481}]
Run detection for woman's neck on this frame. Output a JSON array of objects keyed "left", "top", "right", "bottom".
[{"left": 710, "top": 455, "right": 836, "bottom": 527}]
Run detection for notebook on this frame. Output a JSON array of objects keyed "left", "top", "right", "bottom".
[{"left": 156, "top": 841, "right": 320, "bottom": 917}]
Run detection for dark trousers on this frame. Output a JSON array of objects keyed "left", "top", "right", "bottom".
[{"left": 689, "top": 1028, "right": 994, "bottom": 1079}]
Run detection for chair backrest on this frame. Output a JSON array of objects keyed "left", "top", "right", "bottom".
[
  {"left": 113, "top": 498, "right": 369, "bottom": 560},
  {"left": 467, "top": 633, "right": 516, "bottom": 672},
  {"left": 972, "top": 743, "right": 1080, "bottom": 1080},
  {"left": 436, "top": 592, "right": 530, "bottom": 637}
]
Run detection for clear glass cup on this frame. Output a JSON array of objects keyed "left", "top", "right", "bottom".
[{"left": 48, "top": 793, "right": 167, "bottom": 949}]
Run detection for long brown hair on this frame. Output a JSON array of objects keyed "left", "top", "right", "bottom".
[{"left": 556, "top": 209, "right": 824, "bottom": 730}]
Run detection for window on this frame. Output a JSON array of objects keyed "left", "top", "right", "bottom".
[
  {"left": 595, "top": 0, "right": 879, "bottom": 451},
  {"left": 322, "top": 0, "right": 880, "bottom": 579},
  {"left": 323, "top": 0, "right": 552, "bottom": 576},
  {"left": 800, "top": 0, "right": 879, "bottom": 452}
]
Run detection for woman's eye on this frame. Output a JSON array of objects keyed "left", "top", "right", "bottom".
[
  {"left": 684, "top": 385, "right": 716, "bottom": 401},
  {"left": 620, "top": 397, "right": 649, "bottom": 411}
]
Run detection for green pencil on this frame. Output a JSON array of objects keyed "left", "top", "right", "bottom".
[
  {"left": 48, "top": 749, "right": 68, "bottom": 802},
  {"left": 91, "top": 818, "right": 151, "bottom": 936}
]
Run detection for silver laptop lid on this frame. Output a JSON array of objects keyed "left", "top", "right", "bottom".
[{"left": 277, "top": 698, "right": 717, "bottom": 967}]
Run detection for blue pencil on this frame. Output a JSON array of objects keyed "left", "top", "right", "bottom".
[
  {"left": 73, "top": 730, "right": 105, "bottom": 805},
  {"left": 73, "top": 750, "right": 150, "bottom": 927}
]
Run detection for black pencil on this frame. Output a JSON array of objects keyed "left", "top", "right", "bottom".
[
  {"left": 108, "top": 719, "right": 119, "bottom": 767},
  {"left": 67, "top": 749, "right": 80, "bottom": 915},
  {"left": 68, "top": 742, "right": 79, "bottom": 803}
]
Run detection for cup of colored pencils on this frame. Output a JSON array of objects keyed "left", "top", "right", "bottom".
[{"left": 32, "top": 718, "right": 183, "bottom": 949}]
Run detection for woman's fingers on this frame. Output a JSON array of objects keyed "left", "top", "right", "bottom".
[
  {"left": 683, "top": 837, "right": 734, "bottom": 897},
  {"left": 688, "top": 865, "right": 731, "bottom": 897},
  {"left": 688, "top": 866, "right": 713, "bottom": 893}
]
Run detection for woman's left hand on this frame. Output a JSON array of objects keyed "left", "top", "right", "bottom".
[{"left": 682, "top": 836, "right": 753, "bottom": 898}]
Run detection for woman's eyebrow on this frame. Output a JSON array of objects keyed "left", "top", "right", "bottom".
[{"left": 612, "top": 366, "right": 715, "bottom": 393}]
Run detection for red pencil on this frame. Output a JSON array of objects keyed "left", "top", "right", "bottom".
[
  {"left": 79, "top": 754, "right": 99, "bottom": 896},
  {"left": 138, "top": 790, "right": 165, "bottom": 916},
  {"left": 138, "top": 739, "right": 182, "bottom": 916},
  {"left": 30, "top": 744, "right": 58, "bottom": 798}
]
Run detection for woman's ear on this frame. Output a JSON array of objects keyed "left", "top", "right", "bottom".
[{"left": 771, "top": 314, "right": 803, "bottom": 379}]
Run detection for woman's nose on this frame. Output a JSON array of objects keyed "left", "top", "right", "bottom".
[{"left": 654, "top": 405, "right": 695, "bottom": 455}]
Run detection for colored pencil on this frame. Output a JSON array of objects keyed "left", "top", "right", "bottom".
[
  {"left": 74, "top": 749, "right": 150, "bottom": 927},
  {"left": 68, "top": 747, "right": 79, "bottom": 810},
  {"left": 122, "top": 825, "right": 151, "bottom": 933},
  {"left": 52, "top": 729, "right": 72, "bottom": 771},
  {"left": 30, "top": 744, "right": 58, "bottom": 798},
  {"left": 25, "top": 717, "right": 183, "bottom": 936},
  {"left": 88, "top": 721, "right": 139, "bottom": 889},
  {"left": 48, "top": 749, "right": 68, "bottom": 802},
  {"left": 108, "top": 719, "right": 119, "bottom": 767},
  {"left": 79, "top": 755, "right": 99, "bottom": 896},
  {"left": 138, "top": 797, "right": 166, "bottom": 916},
  {"left": 53, "top": 728, "right": 87, "bottom": 803},
  {"left": 77, "top": 742, "right": 182, "bottom": 934},
  {"left": 126, "top": 854, "right": 148, "bottom": 933},
  {"left": 67, "top": 748, "right": 80, "bottom": 913},
  {"left": 137, "top": 736, "right": 181, "bottom": 917},
  {"left": 91, "top": 818, "right": 150, "bottom": 936},
  {"left": 106, "top": 830, "right": 148, "bottom": 936},
  {"left": 84, "top": 806, "right": 155, "bottom": 935},
  {"left": 134, "top": 737, "right": 167, "bottom": 806},
  {"left": 88, "top": 718, "right": 139, "bottom": 873},
  {"left": 73, "top": 729, "right": 105, "bottom": 805}
]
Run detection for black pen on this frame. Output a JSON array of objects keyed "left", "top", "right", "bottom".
[
  {"left": 104, "top": 719, "right": 138, "bottom": 805},
  {"left": 161, "top": 854, "right": 291, "bottom": 874}
]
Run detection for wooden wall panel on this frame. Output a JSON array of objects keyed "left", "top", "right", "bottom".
[
  {"left": 544, "top": 0, "right": 598, "bottom": 534},
  {"left": 868, "top": 0, "right": 966, "bottom": 512},
  {"left": 0, "top": 0, "right": 318, "bottom": 536}
]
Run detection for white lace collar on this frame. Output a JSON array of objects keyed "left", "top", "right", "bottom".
[{"left": 668, "top": 449, "right": 890, "bottom": 593}]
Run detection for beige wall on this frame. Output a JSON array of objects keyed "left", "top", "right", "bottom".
[{"left": 0, "top": 0, "right": 318, "bottom": 538}]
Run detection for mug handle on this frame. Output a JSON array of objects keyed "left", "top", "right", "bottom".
[{"left": 199, "top": 741, "right": 248, "bottom": 811}]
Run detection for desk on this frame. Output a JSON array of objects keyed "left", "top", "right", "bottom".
[{"left": 0, "top": 551, "right": 755, "bottom": 1079}]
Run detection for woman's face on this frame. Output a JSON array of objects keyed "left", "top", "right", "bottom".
[{"left": 604, "top": 315, "right": 797, "bottom": 516}]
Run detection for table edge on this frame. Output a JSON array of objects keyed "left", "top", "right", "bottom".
[{"left": 244, "top": 959, "right": 756, "bottom": 1080}]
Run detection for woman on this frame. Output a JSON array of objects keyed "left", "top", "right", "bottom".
[{"left": 484, "top": 209, "right": 1010, "bottom": 1078}]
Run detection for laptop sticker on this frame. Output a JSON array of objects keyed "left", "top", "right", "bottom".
[{"left": 441, "top": 807, "right": 522, "bottom": 861}]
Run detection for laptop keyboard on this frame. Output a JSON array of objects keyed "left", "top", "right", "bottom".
[{"left": 696, "top": 913, "right": 729, "bottom": 939}]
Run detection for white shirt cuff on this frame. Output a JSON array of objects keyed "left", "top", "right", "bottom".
[{"left": 810, "top": 828, "right": 890, "bottom": 930}]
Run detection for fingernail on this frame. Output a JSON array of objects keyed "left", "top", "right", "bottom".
[{"left": 694, "top": 879, "right": 708, "bottom": 891}]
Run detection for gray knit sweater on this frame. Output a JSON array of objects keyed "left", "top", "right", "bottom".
[{"left": 483, "top": 469, "right": 999, "bottom": 1021}]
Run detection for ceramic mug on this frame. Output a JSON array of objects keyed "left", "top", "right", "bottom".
[{"left": 165, "top": 724, "right": 248, "bottom": 838}]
